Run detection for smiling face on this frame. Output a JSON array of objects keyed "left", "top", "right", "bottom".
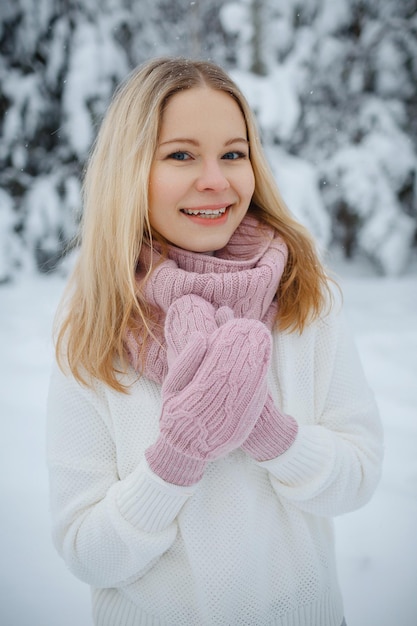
[{"left": 148, "top": 87, "right": 255, "bottom": 253}]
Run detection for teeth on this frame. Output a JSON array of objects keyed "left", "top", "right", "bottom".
[{"left": 182, "top": 207, "right": 227, "bottom": 217}]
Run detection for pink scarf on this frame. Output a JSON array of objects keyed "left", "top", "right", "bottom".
[{"left": 126, "top": 215, "right": 288, "bottom": 383}]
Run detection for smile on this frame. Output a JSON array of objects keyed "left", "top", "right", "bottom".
[{"left": 181, "top": 206, "right": 229, "bottom": 219}]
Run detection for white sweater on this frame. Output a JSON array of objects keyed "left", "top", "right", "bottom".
[{"left": 47, "top": 302, "right": 383, "bottom": 626}]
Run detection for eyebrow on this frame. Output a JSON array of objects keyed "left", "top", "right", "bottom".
[{"left": 159, "top": 137, "right": 249, "bottom": 147}]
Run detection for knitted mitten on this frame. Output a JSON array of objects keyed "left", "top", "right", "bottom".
[
  {"left": 164, "top": 294, "right": 217, "bottom": 367},
  {"left": 241, "top": 392, "right": 298, "bottom": 461},
  {"left": 164, "top": 294, "right": 232, "bottom": 366},
  {"left": 165, "top": 294, "right": 298, "bottom": 462},
  {"left": 145, "top": 318, "right": 271, "bottom": 486}
]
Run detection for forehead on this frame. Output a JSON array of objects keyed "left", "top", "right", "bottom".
[{"left": 160, "top": 87, "right": 247, "bottom": 136}]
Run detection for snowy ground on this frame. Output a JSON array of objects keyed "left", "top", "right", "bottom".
[{"left": 1, "top": 259, "right": 416, "bottom": 626}]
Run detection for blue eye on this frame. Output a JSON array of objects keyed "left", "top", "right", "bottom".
[
  {"left": 168, "top": 151, "right": 190, "bottom": 161},
  {"left": 222, "top": 151, "right": 246, "bottom": 160}
]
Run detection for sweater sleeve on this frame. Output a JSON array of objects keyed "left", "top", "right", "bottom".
[
  {"left": 46, "top": 364, "right": 196, "bottom": 588},
  {"left": 259, "top": 299, "right": 384, "bottom": 517}
]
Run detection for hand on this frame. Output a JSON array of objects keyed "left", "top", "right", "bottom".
[
  {"left": 241, "top": 392, "right": 298, "bottom": 461},
  {"left": 165, "top": 294, "right": 298, "bottom": 462},
  {"left": 164, "top": 294, "right": 232, "bottom": 367},
  {"left": 145, "top": 318, "right": 271, "bottom": 486}
]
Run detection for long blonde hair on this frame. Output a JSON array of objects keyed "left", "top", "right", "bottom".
[{"left": 55, "top": 57, "right": 332, "bottom": 392}]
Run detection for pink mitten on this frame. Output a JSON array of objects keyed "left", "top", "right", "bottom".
[
  {"left": 164, "top": 294, "right": 217, "bottom": 366},
  {"left": 165, "top": 294, "right": 298, "bottom": 461},
  {"left": 145, "top": 318, "right": 271, "bottom": 486},
  {"left": 164, "top": 294, "right": 232, "bottom": 366},
  {"left": 164, "top": 294, "right": 297, "bottom": 462},
  {"left": 241, "top": 392, "right": 298, "bottom": 461}
]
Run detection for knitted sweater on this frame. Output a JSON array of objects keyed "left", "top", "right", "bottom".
[{"left": 47, "top": 300, "right": 383, "bottom": 626}]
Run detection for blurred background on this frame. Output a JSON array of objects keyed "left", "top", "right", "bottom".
[
  {"left": 1, "top": 0, "right": 416, "bottom": 279},
  {"left": 1, "top": 1, "right": 417, "bottom": 625}
]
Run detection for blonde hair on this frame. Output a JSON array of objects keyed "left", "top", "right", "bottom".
[{"left": 55, "top": 57, "right": 332, "bottom": 392}]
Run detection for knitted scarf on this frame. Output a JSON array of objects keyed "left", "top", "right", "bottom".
[{"left": 125, "top": 214, "right": 288, "bottom": 383}]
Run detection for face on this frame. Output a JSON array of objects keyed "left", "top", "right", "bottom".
[{"left": 148, "top": 87, "right": 255, "bottom": 253}]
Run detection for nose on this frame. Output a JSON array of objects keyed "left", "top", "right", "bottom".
[{"left": 195, "top": 159, "right": 230, "bottom": 192}]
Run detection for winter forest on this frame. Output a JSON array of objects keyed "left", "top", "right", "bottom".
[
  {"left": 1, "top": 0, "right": 417, "bottom": 280},
  {"left": 1, "top": 2, "right": 417, "bottom": 626}
]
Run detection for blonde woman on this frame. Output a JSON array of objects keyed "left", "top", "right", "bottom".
[{"left": 47, "top": 57, "right": 383, "bottom": 626}]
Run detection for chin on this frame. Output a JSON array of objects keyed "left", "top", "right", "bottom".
[{"left": 189, "top": 237, "right": 231, "bottom": 254}]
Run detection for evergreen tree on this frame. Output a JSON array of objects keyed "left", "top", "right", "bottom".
[
  {"left": 0, "top": 0, "right": 231, "bottom": 281},
  {"left": 0, "top": 0, "right": 416, "bottom": 280},
  {"left": 295, "top": 0, "right": 417, "bottom": 273},
  {"left": 222, "top": 0, "right": 417, "bottom": 274}
]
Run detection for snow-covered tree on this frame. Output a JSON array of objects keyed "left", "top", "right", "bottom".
[
  {"left": 0, "top": 0, "right": 416, "bottom": 280},
  {"left": 222, "top": 0, "right": 417, "bottom": 274},
  {"left": 0, "top": 0, "right": 231, "bottom": 280},
  {"left": 0, "top": 0, "right": 126, "bottom": 277},
  {"left": 295, "top": 0, "right": 417, "bottom": 274}
]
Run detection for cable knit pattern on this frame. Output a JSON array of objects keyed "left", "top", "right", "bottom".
[
  {"left": 164, "top": 293, "right": 299, "bottom": 462},
  {"left": 47, "top": 301, "right": 383, "bottom": 625},
  {"left": 47, "top": 216, "right": 384, "bottom": 625},
  {"left": 146, "top": 318, "right": 271, "bottom": 485},
  {"left": 164, "top": 294, "right": 218, "bottom": 367},
  {"left": 125, "top": 214, "right": 287, "bottom": 383},
  {"left": 241, "top": 392, "right": 299, "bottom": 460}
]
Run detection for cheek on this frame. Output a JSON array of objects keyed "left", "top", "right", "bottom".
[
  {"left": 148, "top": 176, "right": 171, "bottom": 215},
  {"left": 149, "top": 169, "right": 186, "bottom": 205},
  {"left": 241, "top": 167, "right": 255, "bottom": 200}
]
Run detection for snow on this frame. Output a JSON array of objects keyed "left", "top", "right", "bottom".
[
  {"left": 322, "top": 115, "right": 416, "bottom": 275},
  {"left": 232, "top": 66, "right": 301, "bottom": 143},
  {"left": 2, "top": 0, "right": 416, "bottom": 281},
  {"left": 1, "top": 260, "right": 416, "bottom": 626},
  {"left": 0, "top": 188, "right": 19, "bottom": 282},
  {"left": 63, "top": 17, "right": 129, "bottom": 158},
  {"left": 1, "top": 70, "right": 42, "bottom": 150},
  {"left": 265, "top": 145, "right": 332, "bottom": 250}
]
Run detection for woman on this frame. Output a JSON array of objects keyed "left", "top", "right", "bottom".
[{"left": 47, "top": 56, "right": 383, "bottom": 625}]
